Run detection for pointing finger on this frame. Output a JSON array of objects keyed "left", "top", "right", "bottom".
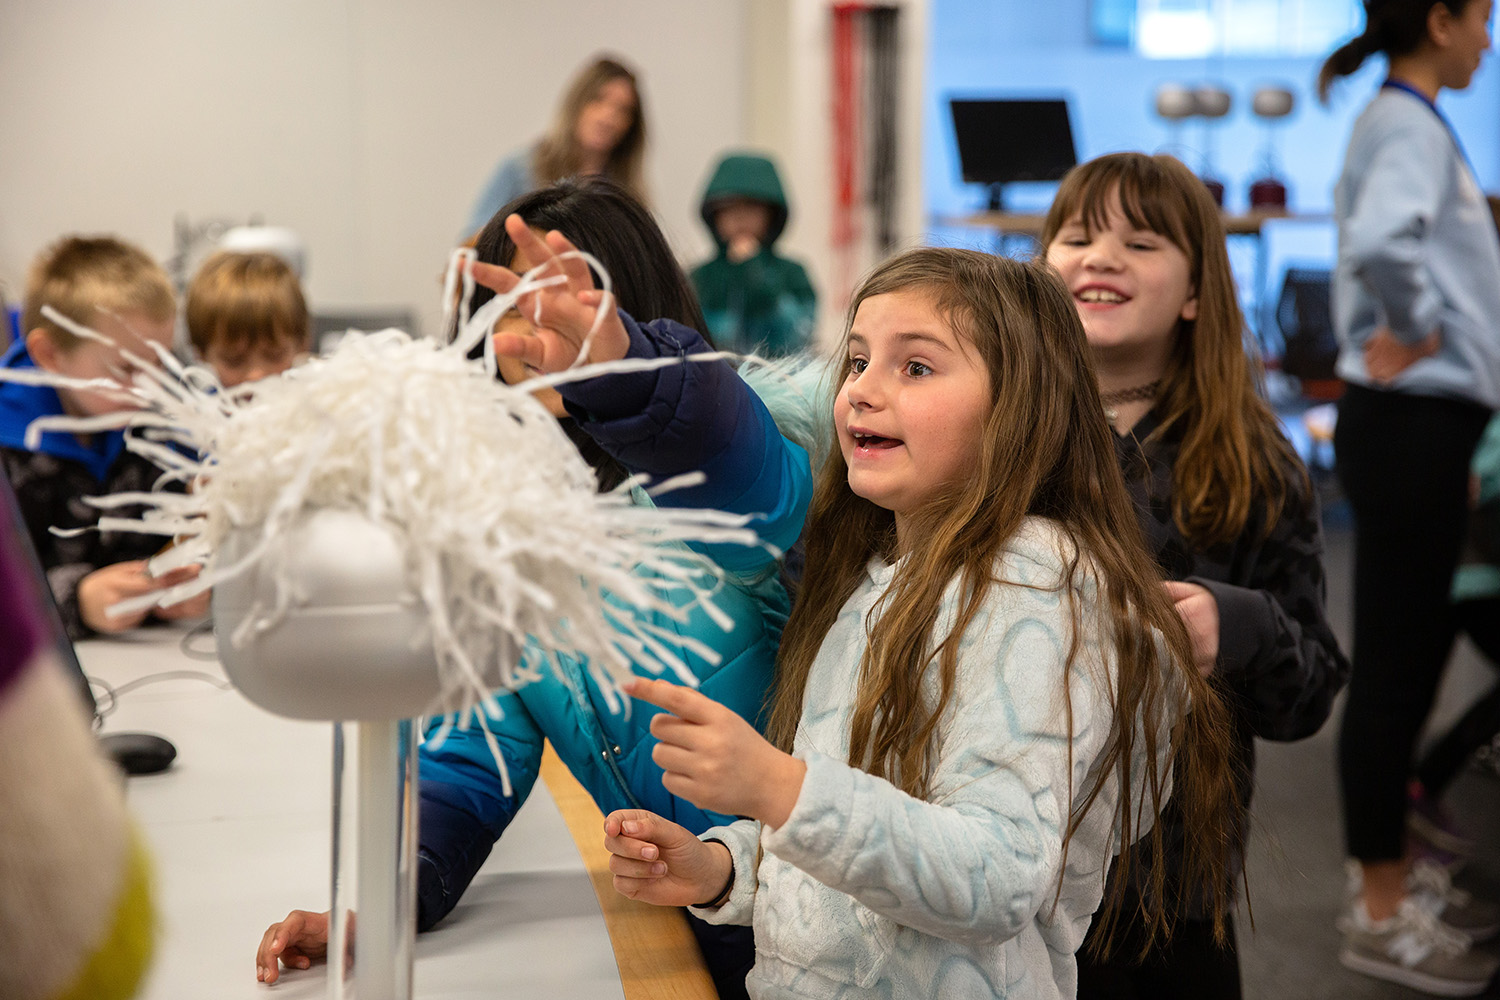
[{"left": 624, "top": 678, "right": 719, "bottom": 723}]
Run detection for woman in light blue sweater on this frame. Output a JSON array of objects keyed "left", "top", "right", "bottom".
[
  {"left": 1320, "top": 2, "right": 1500, "bottom": 994},
  {"left": 461, "top": 55, "right": 648, "bottom": 239}
]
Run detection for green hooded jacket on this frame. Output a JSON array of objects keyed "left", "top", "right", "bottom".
[
  {"left": 691, "top": 153, "right": 817, "bottom": 356},
  {"left": 1454, "top": 413, "right": 1500, "bottom": 602}
]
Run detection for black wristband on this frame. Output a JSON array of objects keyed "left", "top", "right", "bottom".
[{"left": 693, "top": 838, "right": 735, "bottom": 908}]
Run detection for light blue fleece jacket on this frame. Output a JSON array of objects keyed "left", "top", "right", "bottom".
[
  {"left": 1332, "top": 87, "right": 1500, "bottom": 409},
  {"left": 693, "top": 519, "right": 1168, "bottom": 1000},
  {"left": 462, "top": 146, "right": 537, "bottom": 239}
]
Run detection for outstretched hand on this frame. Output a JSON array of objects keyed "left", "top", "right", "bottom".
[
  {"left": 604, "top": 808, "right": 733, "bottom": 907},
  {"left": 626, "top": 678, "right": 805, "bottom": 829},
  {"left": 468, "top": 215, "right": 631, "bottom": 373}
]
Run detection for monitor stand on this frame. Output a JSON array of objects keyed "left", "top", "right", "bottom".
[{"left": 986, "top": 183, "right": 1006, "bottom": 213}]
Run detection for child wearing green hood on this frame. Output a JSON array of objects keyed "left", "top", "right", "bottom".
[{"left": 691, "top": 152, "right": 818, "bottom": 356}]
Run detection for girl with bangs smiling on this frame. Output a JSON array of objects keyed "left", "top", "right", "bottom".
[
  {"left": 483, "top": 234, "right": 1239, "bottom": 998},
  {"left": 1042, "top": 152, "right": 1349, "bottom": 998}
]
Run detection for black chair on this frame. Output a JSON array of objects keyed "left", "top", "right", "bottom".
[{"left": 1275, "top": 267, "right": 1343, "bottom": 400}]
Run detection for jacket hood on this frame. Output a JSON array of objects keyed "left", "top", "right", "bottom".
[
  {"left": 699, "top": 153, "right": 791, "bottom": 248},
  {"left": 0, "top": 338, "right": 125, "bottom": 481}
]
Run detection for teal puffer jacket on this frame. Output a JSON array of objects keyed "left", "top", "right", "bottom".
[{"left": 415, "top": 315, "right": 819, "bottom": 929}]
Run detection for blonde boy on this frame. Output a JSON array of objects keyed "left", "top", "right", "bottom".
[
  {"left": 186, "top": 250, "right": 309, "bottom": 387},
  {"left": 0, "top": 235, "right": 202, "bottom": 637}
]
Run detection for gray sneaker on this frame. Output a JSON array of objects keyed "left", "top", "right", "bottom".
[
  {"left": 1339, "top": 899, "right": 1500, "bottom": 997},
  {"left": 1345, "top": 860, "right": 1500, "bottom": 942},
  {"left": 1409, "top": 858, "right": 1500, "bottom": 942}
]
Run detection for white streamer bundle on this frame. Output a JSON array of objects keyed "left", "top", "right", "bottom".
[{"left": 2, "top": 254, "right": 761, "bottom": 739}]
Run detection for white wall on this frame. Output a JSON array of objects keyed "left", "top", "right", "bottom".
[
  {"left": 745, "top": 0, "right": 929, "bottom": 346},
  {"left": 0, "top": 1, "right": 750, "bottom": 339}
]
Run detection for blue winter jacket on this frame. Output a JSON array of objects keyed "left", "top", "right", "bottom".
[
  {"left": 415, "top": 315, "right": 813, "bottom": 929},
  {"left": 0, "top": 340, "right": 180, "bottom": 638}
]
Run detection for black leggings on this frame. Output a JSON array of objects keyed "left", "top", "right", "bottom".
[
  {"left": 685, "top": 911, "right": 754, "bottom": 1000},
  {"left": 1335, "top": 384, "right": 1492, "bottom": 862},
  {"left": 1416, "top": 597, "right": 1500, "bottom": 796}
]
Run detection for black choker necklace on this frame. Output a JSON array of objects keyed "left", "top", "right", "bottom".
[{"left": 1101, "top": 379, "right": 1162, "bottom": 421}]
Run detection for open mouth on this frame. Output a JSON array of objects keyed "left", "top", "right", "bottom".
[{"left": 851, "top": 431, "right": 902, "bottom": 451}]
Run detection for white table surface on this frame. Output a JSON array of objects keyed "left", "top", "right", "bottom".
[{"left": 77, "top": 625, "right": 626, "bottom": 1000}]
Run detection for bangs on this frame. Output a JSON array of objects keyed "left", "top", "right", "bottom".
[
  {"left": 207, "top": 318, "right": 305, "bottom": 357},
  {"left": 845, "top": 269, "right": 983, "bottom": 347},
  {"left": 1050, "top": 156, "right": 1198, "bottom": 263},
  {"left": 841, "top": 256, "right": 1021, "bottom": 417}
]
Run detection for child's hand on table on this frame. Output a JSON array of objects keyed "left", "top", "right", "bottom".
[
  {"left": 152, "top": 568, "right": 211, "bottom": 622},
  {"left": 255, "top": 908, "right": 330, "bottom": 984},
  {"left": 468, "top": 214, "right": 631, "bottom": 372},
  {"left": 625, "top": 677, "right": 806, "bottom": 829},
  {"left": 78, "top": 561, "right": 201, "bottom": 634}
]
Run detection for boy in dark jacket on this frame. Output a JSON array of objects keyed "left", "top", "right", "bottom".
[
  {"left": 0, "top": 236, "right": 203, "bottom": 638},
  {"left": 691, "top": 153, "right": 817, "bottom": 356}
]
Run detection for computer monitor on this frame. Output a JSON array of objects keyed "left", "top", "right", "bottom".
[
  {"left": 949, "top": 98, "right": 1078, "bottom": 211},
  {"left": 2, "top": 469, "right": 177, "bottom": 773}
]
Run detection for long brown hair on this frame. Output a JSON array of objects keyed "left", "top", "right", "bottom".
[
  {"left": 533, "top": 55, "right": 648, "bottom": 205},
  {"left": 1041, "top": 152, "right": 1306, "bottom": 550},
  {"left": 765, "top": 247, "right": 1236, "bottom": 950},
  {"left": 1318, "top": 0, "right": 1477, "bottom": 101}
]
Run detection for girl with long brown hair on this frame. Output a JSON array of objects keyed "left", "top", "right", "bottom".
[
  {"left": 1041, "top": 152, "right": 1349, "bottom": 998},
  {"left": 462, "top": 55, "right": 647, "bottom": 237},
  {"left": 591, "top": 246, "right": 1237, "bottom": 999}
]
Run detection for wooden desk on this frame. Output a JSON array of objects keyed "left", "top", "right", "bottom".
[
  {"left": 539, "top": 744, "right": 717, "bottom": 1000},
  {"left": 77, "top": 626, "right": 709, "bottom": 999}
]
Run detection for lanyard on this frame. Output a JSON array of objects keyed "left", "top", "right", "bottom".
[
  {"left": 1381, "top": 78, "right": 1475, "bottom": 172},
  {"left": 1381, "top": 78, "right": 1442, "bottom": 116}
]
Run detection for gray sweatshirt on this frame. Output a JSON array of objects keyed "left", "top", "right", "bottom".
[{"left": 1333, "top": 86, "right": 1500, "bottom": 409}]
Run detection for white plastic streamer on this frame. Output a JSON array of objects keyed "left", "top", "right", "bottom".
[{"left": 0, "top": 256, "right": 763, "bottom": 745}]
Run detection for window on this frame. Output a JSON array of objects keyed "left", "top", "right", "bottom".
[{"left": 1091, "top": 0, "right": 1361, "bottom": 57}]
